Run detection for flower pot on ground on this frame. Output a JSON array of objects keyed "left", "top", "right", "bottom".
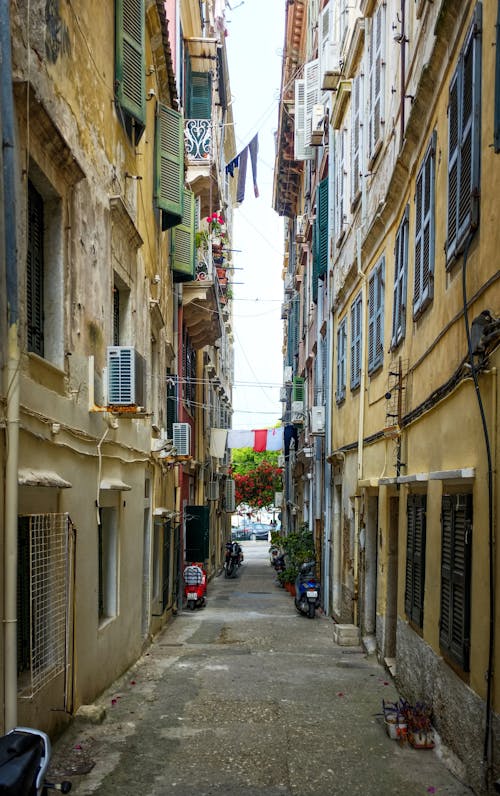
[{"left": 400, "top": 700, "right": 435, "bottom": 749}]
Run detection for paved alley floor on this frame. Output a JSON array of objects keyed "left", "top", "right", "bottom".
[{"left": 50, "top": 543, "right": 473, "bottom": 795}]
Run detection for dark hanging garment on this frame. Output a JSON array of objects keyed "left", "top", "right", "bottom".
[
  {"left": 236, "top": 145, "right": 248, "bottom": 203},
  {"left": 249, "top": 133, "right": 259, "bottom": 197}
]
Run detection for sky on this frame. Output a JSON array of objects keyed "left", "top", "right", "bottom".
[{"left": 224, "top": 0, "right": 286, "bottom": 432}]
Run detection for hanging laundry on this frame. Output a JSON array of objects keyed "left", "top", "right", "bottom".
[
  {"left": 227, "top": 429, "right": 255, "bottom": 448},
  {"left": 265, "top": 427, "right": 283, "bottom": 451},
  {"left": 236, "top": 145, "right": 248, "bottom": 203},
  {"left": 253, "top": 429, "right": 268, "bottom": 452},
  {"left": 248, "top": 134, "right": 259, "bottom": 198},
  {"left": 210, "top": 428, "right": 228, "bottom": 458},
  {"left": 225, "top": 154, "right": 239, "bottom": 177},
  {"left": 233, "top": 133, "right": 259, "bottom": 204}
]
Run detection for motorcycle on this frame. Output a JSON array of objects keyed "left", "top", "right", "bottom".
[
  {"left": 294, "top": 561, "right": 321, "bottom": 618},
  {"left": 0, "top": 726, "right": 72, "bottom": 794},
  {"left": 269, "top": 545, "right": 281, "bottom": 566},
  {"left": 225, "top": 542, "right": 242, "bottom": 578},
  {"left": 183, "top": 562, "right": 207, "bottom": 610}
]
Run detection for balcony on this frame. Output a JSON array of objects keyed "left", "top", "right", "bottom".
[{"left": 182, "top": 242, "right": 231, "bottom": 349}]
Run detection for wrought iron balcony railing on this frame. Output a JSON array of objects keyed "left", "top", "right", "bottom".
[{"left": 184, "top": 119, "right": 212, "bottom": 163}]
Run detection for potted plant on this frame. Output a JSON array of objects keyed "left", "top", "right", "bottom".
[
  {"left": 401, "top": 700, "right": 435, "bottom": 748},
  {"left": 382, "top": 699, "right": 408, "bottom": 741}
]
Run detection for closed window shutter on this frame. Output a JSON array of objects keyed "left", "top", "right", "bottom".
[
  {"left": 27, "top": 180, "right": 44, "bottom": 357},
  {"left": 440, "top": 495, "right": 472, "bottom": 670},
  {"left": 351, "top": 76, "right": 361, "bottom": 203},
  {"left": 350, "top": 292, "right": 362, "bottom": 389},
  {"left": 317, "top": 178, "right": 329, "bottom": 277},
  {"left": 292, "top": 376, "right": 305, "bottom": 402},
  {"left": 414, "top": 134, "right": 436, "bottom": 317},
  {"left": 172, "top": 189, "right": 195, "bottom": 282},
  {"left": 156, "top": 104, "right": 184, "bottom": 226},
  {"left": 368, "top": 5, "right": 384, "bottom": 159},
  {"left": 294, "top": 80, "right": 311, "bottom": 161},
  {"left": 335, "top": 130, "right": 345, "bottom": 241},
  {"left": 115, "top": 0, "right": 145, "bottom": 129},
  {"left": 166, "top": 373, "right": 178, "bottom": 439},
  {"left": 405, "top": 494, "right": 426, "bottom": 627},
  {"left": 336, "top": 318, "right": 346, "bottom": 402},
  {"left": 446, "top": 5, "right": 482, "bottom": 262},
  {"left": 304, "top": 59, "right": 320, "bottom": 150},
  {"left": 368, "top": 257, "right": 384, "bottom": 373},
  {"left": 391, "top": 206, "right": 409, "bottom": 349},
  {"left": 188, "top": 72, "right": 211, "bottom": 119}
]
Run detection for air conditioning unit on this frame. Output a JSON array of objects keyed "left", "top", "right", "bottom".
[
  {"left": 291, "top": 400, "right": 305, "bottom": 424},
  {"left": 284, "top": 366, "right": 293, "bottom": 384},
  {"left": 107, "top": 346, "right": 145, "bottom": 407},
  {"left": 284, "top": 273, "right": 294, "bottom": 295},
  {"left": 311, "top": 104, "right": 325, "bottom": 146},
  {"left": 281, "top": 301, "right": 290, "bottom": 319},
  {"left": 277, "top": 455, "right": 285, "bottom": 468},
  {"left": 279, "top": 387, "right": 288, "bottom": 402},
  {"left": 310, "top": 405, "right": 326, "bottom": 434},
  {"left": 173, "top": 422, "right": 191, "bottom": 456},
  {"left": 225, "top": 478, "right": 236, "bottom": 512},
  {"left": 207, "top": 480, "right": 219, "bottom": 501}
]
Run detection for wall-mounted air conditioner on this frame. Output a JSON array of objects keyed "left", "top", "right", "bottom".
[
  {"left": 310, "top": 405, "right": 326, "bottom": 434},
  {"left": 281, "top": 301, "right": 290, "bottom": 320},
  {"left": 284, "top": 366, "right": 293, "bottom": 384},
  {"left": 173, "top": 422, "right": 191, "bottom": 456},
  {"left": 207, "top": 480, "right": 219, "bottom": 501},
  {"left": 225, "top": 478, "right": 236, "bottom": 512},
  {"left": 311, "top": 104, "right": 326, "bottom": 146},
  {"left": 284, "top": 273, "right": 294, "bottom": 295},
  {"left": 279, "top": 387, "right": 288, "bottom": 402},
  {"left": 107, "top": 346, "right": 145, "bottom": 407},
  {"left": 291, "top": 400, "right": 305, "bottom": 424}
]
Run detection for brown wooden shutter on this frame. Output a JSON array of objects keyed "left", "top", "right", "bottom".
[{"left": 405, "top": 494, "right": 426, "bottom": 627}]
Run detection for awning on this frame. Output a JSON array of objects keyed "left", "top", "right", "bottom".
[
  {"left": 99, "top": 478, "right": 132, "bottom": 491},
  {"left": 18, "top": 468, "right": 72, "bottom": 488}
]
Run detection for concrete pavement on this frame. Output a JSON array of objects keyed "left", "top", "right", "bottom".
[{"left": 49, "top": 542, "right": 473, "bottom": 795}]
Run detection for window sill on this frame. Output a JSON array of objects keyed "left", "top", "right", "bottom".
[{"left": 26, "top": 351, "right": 66, "bottom": 395}]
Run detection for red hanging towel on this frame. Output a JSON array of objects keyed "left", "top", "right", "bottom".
[{"left": 253, "top": 429, "right": 267, "bottom": 452}]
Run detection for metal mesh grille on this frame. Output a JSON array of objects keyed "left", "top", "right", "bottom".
[{"left": 19, "top": 513, "right": 72, "bottom": 698}]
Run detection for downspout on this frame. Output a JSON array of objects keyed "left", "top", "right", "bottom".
[{"left": 1, "top": 3, "right": 20, "bottom": 731}]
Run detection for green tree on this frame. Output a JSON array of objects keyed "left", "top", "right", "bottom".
[{"left": 231, "top": 451, "right": 282, "bottom": 510}]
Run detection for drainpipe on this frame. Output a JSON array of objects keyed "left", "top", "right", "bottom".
[{"left": 1, "top": 4, "right": 20, "bottom": 732}]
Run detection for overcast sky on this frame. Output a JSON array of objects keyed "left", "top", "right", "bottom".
[{"left": 225, "top": 1, "right": 285, "bottom": 432}]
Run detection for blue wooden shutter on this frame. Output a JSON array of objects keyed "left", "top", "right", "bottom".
[
  {"left": 172, "top": 189, "right": 195, "bottom": 282},
  {"left": 336, "top": 318, "right": 346, "bottom": 402},
  {"left": 440, "top": 495, "right": 472, "bottom": 671},
  {"left": 350, "top": 292, "right": 362, "bottom": 390},
  {"left": 27, "top": 180, "right": 44, "bottom": 357},
  {"left": 446, "top": 4, "right": 482, "bottom": 262},
  {"left": 115, "top": 0, "right": 146, "bottom": 132},
  {"left": 368, "top": 257, "right": 384, "bottom": 374},
  {"left": 155, "top": 104, "right": 184, "bottom": 227},
  {"left": 405, "top": 494, "right": 426, "bottom": 628},
  {"left": 414, "top": 134, "right": 436, "bottom": 317},
  {"left": 391, "top": 206, "right": 409, "bottom": 349}
]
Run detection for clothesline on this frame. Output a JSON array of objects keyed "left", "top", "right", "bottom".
[
  {"left": 225, "top": 133, "right": 259, "bottom": 203},
  {"left": 209, "top": 426, "right": 283, "bottom": 456}
]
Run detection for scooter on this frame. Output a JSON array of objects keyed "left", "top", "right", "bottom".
[
  {"left": 294, "top": 561, "right": 321, "bottom": 618},
  {"left": 224, "top": 542, "right": 242, "bottom": 578},
  {"left": 183, "top": 563, "right": 207, "bottom": 610},
  {"left": 269, "top": 545, "right": 281, "bottom": 566},
  {"left": 0, "top": 726, "right": 72, "bottom": 794}
]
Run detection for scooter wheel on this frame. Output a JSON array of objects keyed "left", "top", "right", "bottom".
[
  {"left": 188, "top": 601, "right": 196, "bottom": 610},
  {"left": 307, "top": 603, "right": 316, "bottom": 618}
]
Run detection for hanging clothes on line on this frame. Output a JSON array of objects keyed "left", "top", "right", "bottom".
[{"left": 226, "top": 133, "right": 259, "bottom": 204}]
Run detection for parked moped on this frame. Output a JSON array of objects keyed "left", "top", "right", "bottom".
[
  {"left": 183, "top": 562, "right": 207, "bottom": 609},
  {"left": 294, "top": 561, "right": 321, "bottom": 618},
  {"left": 0, "top": 726, "right": 72, "bottom": 795}
]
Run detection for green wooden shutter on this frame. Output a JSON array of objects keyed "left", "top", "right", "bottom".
[
  {"left": 172, "top": 189, "right": 195, "bottom": 282},
  {"left": 27, "top": 180, "right": 44, "bottom": 357},
  {"left": 292, "top": 376, "right": 304, "bottom": 402},
  {"left": 115, "top": 0, "right": 146, "bottom": 129},
  {"left": 185, "top": 505, "right": 209, "bottom": 562},
  {"left": 317, "top": 178, "right": 329, "bottom": 277},
  {"left": 156, "top": 103, "right": 184, "bottom": 227},
  {"left": 440, "top": 494, "right": 472, "bottom": 670},
  {"left": 405, "top": 494, "right": 426, "bottom": 627},
  {"left": 189, "top": 72, "right": 212, "bottom": 119}
]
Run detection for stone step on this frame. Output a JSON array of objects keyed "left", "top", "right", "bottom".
[{"left": 333, "top": 623, "right": 361, "bottom": 646}]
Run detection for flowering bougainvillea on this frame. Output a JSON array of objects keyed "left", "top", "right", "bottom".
[{"left": 232, "top": 460, "right": 282, "bottom": 510}]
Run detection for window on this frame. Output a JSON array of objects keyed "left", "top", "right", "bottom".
[
  {"left": 414, "top": 133, "right": 436, "bottom": 318},
  {"left": 446, "top": 4, "right": 482, "bottom": 263},
  {"left": 334, "top": 129, "right": 347, "bottom": 242},
  {"left": 183, "top": 331, "right": 196, "bottom": 411},
  {"left": 391, "top": 206, "right": 409, "bottom": 349},
  {"left": 17, "top": 514, "right": 73, "bottom": 696},
  {"left": 26, "top": 176, "right": 64, "bottom": 367},
  {"left": 368, "top": 4, "right": 385, "bottom": 161},
  {"left": 405, "top": 494, "right": 426, "bottom": 628},
  {"left": 185, "top": 55, "right": 212, "bottom": 119},
  {"left": 155, "top": 103, "right": 184, "bottom": 229},
  {"left": 115, "top": 0, "right": 146, "bottom": 142},
  {"left": 336, "top": 317, "right": 347, "bottom": 403},
  {"left": 368, "top": 256, "right": 385, "bottom": 374},
  {"left": 440, "top": 494, "right": 472, "bottom": 671},
  {"left": 166, "top": 370, "right": 178, "bottom": 439},
  {"left": 112, "top": 275, "right": 131, "bottom": 346},
  {"left": 350, "top": 291, "right": 362, "bottom": 390},
  {"left": 98, "top": 507, "right": 118, "bottom": 622}
]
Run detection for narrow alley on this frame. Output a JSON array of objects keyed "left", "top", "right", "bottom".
[{"left": 49, "top": 544, "right": 472, "bottom": 796}]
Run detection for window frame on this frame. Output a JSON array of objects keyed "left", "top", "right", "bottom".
[{"left": 413, "top": 133, "right": 436, "bottom": 319}]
